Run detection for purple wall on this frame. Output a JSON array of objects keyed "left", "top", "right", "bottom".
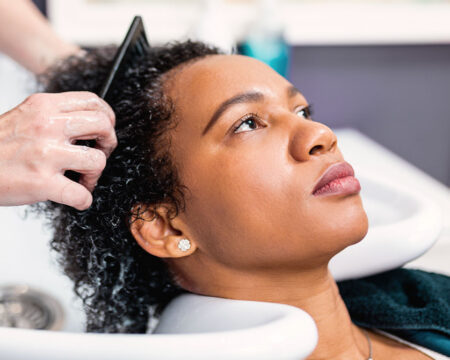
[{"left": 289, "top": 44, "right": 450, "bottom": 186}]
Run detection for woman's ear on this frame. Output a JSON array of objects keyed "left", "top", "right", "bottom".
[{"left": 129, "top": 204, "right": 197, "bottom": 258}]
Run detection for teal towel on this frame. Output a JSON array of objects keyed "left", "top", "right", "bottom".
[
  {"left": 337, "top": 268, "right": 450, "bottom": 356},
  {"left": 388, "top": 329, "right": 450, "bottom": 356}
]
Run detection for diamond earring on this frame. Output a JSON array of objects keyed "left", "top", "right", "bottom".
[{"left": 177, "top": 238, "right": 191, "bottom": 252}]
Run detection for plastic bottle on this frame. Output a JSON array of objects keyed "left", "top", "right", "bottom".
[{"left": 238, "top": 0, "right": 290, "bottom": 77}]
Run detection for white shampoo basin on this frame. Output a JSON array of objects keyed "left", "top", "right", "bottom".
[{"left": 0, "top": 294, "right": 317, "bottom": 360}]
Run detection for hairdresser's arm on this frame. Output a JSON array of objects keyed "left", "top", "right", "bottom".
[
  {"left": 0, "top": 92, "right": 117, "bottom": 210},
  {"left": 0, "top": 0, "right": 80, "bottom": 74}
]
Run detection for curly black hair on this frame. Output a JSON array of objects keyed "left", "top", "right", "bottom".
[{"left": 35, "top": 41, "right": 221, "bottom": 333}]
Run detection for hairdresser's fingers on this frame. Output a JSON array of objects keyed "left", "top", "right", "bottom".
[
  {"left": 54, "top": 91, "right": 116, "bottom": 127},
  {"left": 58, "top": 145, "right": 107, "bottom": 192},
  {"left": 57, "top": 144, "right": 107, "bottom": 172},
  {"left": 62, "top": 111, "right": 118, "bottom": 157},
  {"left": 48, "top": 175, "right": 93, "bottom": 210},
  {"left": 78, "top": 168, "right": 104, "bottom": 194},
  {"left": 59, "top": 145, "right": 106, "bottom": 192}
]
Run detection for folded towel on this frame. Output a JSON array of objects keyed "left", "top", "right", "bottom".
[{"left": 337, "top": 268, "right": 450, "bottom": 356}]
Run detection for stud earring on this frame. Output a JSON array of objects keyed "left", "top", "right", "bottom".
[{"left": 177, "top": 238, "right": 191, "bottom": 252}]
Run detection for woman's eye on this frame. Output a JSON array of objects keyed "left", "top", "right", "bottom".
[
  {"left": 233, "top": 114, "right": 262, "bottom": 134},
  {"left": 295, "top": 105, "right": 313, "bottom": 119},
  {"left": 232, "top": 106, "right": 313, "bottom": 135}
]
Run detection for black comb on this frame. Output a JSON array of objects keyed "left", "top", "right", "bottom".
[
  {"left": 64, "top": 16, "right": 150, "bottom": 188},
  {"left": 99, "top": 15, "right": 150, "bottom": 100}
]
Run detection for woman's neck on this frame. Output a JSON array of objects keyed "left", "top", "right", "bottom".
[
  {"left": 179, "top": 262, "right": 370, "bottom": 359},
  {"left": 285, "top": 268, "right": 369, "bottom": 359}
]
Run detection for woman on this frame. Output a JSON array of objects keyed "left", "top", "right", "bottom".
[{"left": 38, "top": 41, "right": 448, "bottom": 359}]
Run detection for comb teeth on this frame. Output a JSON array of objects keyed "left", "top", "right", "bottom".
[
  {"left": 131, "top": 22, "right": 149, "bottom": 56},
  {"left": 133, "top": 35, "right": 150, "bottom": 56},
  {"left": 98, "top": 16, "right": 151, "bottom": 102}
]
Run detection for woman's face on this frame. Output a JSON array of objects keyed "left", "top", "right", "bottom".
[{"left": 163, "top": 55, "right": 368, "bottom": 273}]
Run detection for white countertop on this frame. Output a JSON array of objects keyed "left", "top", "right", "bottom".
[{"left": 47, "top": 0, "right": 450, "bottom": 46}]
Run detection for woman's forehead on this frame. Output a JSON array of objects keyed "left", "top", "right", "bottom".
[
  {"left": 167, "top": 54, "right": 292, "bottom": 102},
  {"left": 165, "top": 55, "right": 299, "bottom": 137}
]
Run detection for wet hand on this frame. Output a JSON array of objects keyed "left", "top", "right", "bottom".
[{"left": 0, "top": 91, "right": 117, "bottom": 210}]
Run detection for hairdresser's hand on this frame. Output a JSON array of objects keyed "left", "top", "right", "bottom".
[{"left": 0, "top": 92, "right": 117, "bottom": 210}]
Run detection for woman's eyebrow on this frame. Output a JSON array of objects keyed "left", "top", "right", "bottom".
[
  {"left": 202, "top": 91, "right": 264, "bottom": 136},
  {"left": 202, "top": 86, "right": 302, "bottom": 136},
  {"left": 287, "top": 85, "right": 302, "bottom": 98}
]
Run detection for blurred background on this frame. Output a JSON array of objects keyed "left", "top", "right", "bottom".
[{"left": 7, "top": 0, "right": 450, "bottom": 185}]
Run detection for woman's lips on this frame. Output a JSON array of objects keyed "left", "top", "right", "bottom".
[{"left": 312, "top": 161, "right": 361, "bottom": 197}]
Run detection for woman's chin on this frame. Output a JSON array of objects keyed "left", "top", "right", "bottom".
[
  {"left": 338, "top": 205, "right": 369, "bottom": 247},
  {"left": 315, "top": 196, "right": 369, "bottom": 255}
]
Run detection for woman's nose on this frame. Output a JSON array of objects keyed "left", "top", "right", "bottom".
[{"left": 288, "top": 121, "right": 337, "bottom": 162}]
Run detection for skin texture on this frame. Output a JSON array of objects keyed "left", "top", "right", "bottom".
[
  {"left": 0, "top": 91, "right": 116, "bottom": 210},
  {"left": 130, "top": 55, "right": 432, "bottom": 359}
]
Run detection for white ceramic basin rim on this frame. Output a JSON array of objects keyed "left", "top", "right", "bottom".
[{"left": 0, "top": 294, "right": 318, "bottom": 360}]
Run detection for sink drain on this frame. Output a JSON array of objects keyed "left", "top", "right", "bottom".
[{"left": 0, "top": 285, "right": 64, "bottom": 330}]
